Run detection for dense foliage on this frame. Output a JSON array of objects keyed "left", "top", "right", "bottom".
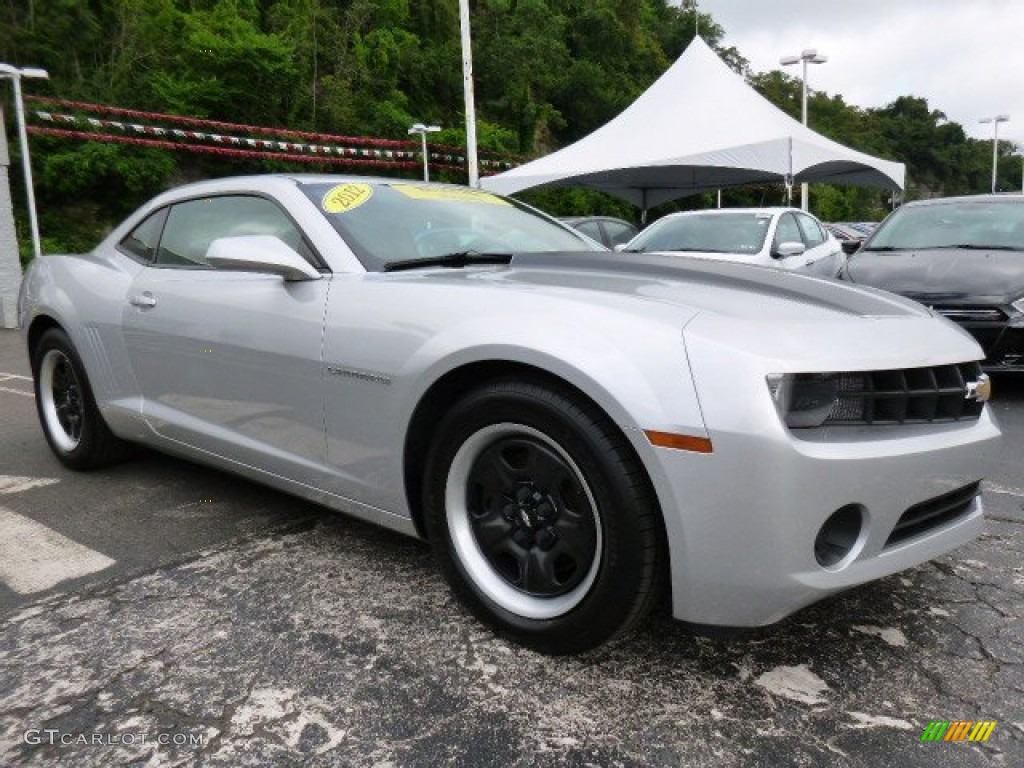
[{"left": 1, "top": 0, "right": 1019, "bottom": 258}]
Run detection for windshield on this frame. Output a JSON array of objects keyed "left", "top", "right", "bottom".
[
  {"left": 865, "top": 200, "right": 1024, "bottom": 251},
  {"left": 626, "top": 212, "right": 772, "bottom": 254},
  {"left": 301, "top": 181, "right": 595, "bottom": 270}
]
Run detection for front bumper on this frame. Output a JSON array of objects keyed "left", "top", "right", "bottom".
[
  {"left": 634, "top": 312, "right": 1003, "bottom": 627},
  {"left": 935, "top": 311, "right": 1024, "bottom": 372},
  {"left": 643, "top": 413, "right": 999, "bottom": 627},
  {"left": 977, "top": 324, "right": 1024, "bottom": 371}
]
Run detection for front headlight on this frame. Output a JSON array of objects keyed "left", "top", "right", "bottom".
[
  {"left": 1011, "top": 296, "right": 1024, "bottom": 314},
  {"left": 767, "top": 373, "right": 848, "bottom": 428}
]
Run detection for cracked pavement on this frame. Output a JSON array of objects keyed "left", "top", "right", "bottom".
[
  {"left": 0, "top": 331, "right": 1022, "bottom": 766},
  {"left": 1, "top": 506, "right": 1021, "bottom": 766}
]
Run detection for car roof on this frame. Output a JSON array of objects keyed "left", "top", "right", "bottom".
[
  {"left": 902, "top": 193, "right": 1024, "bottom": 208},
  {"left": 281, "top": 174, "right": 426, "bottom": 187},
  {"left": 658, "top": 207, "right": 795, "bottom": 220},
  {"left": 140, "top": 174, "right": 511, "bottom": 210},
  {"left": 163, "top": 174, "right": 483, "bottom": 194},
  {"left": 559, "top": 215, "right": 634, "bottom": 224}
]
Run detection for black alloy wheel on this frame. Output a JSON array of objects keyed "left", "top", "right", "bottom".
[
  {"left": 423, "top": 378, "right": 665, "bottom": 654},
  {"left": 32, "top": 327, "right": 131, "bottom": 469}
]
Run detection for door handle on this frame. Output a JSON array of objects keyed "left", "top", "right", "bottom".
[{"left": 128, "top": 292, "right": 157, "bottom": 308}]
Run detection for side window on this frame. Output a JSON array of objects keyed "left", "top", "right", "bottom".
[
  {"left": 118, "top": 208, "right": 168, "bottom": 263},
  {"left": 795, "top": 213, "right": 825, "bottom": 247},
  {"left": 155, "top": 195, "right": 315, "bottom": 269},
  {"left": 575, "top": 221, "right": 604, "bottom": 244},
  {"left": 773, "top": 213, "right": 803, "bottom": 249},
  {"left": 604, "top": 220, "right": 638, "bottom": 247}
]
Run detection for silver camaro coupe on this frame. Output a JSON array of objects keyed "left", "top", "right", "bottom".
[{"left": 18, "top": 175, "right": 1001, "bottom": 653}]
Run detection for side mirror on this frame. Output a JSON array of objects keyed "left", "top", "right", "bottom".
[
  {"left": 206, "top": 235, "right": 321, "bottom": 281},
  {"left": 841, "top": 239, "right": 862, "bottom": 256},
  {"left": 773, "top": 241, "right": 806, "bottom": 258}
]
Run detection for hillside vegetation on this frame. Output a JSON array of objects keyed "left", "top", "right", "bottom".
[{"left": 1, "top": 0, "right": 1017, "bottom": 255}]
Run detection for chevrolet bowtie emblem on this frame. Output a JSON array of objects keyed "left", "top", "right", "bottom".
[{"left": 965, "top": 373, "right": 992, "bottom": 402}]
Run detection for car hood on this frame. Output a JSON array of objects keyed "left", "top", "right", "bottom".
[
  {"left": 845, "top": 248, "right": 1024, "bottom": 304},
  {"left": 503, "top": 251, "right": 924, "bottom": 323},
  {"left": 477, "top": 251, "right": 980, "bottom": 372}
]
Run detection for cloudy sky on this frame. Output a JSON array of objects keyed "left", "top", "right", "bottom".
[{"left": 697, "top": 0, "right": 1022, "bottom": 145}]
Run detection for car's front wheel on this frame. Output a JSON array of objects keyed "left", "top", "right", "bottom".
[
  {"left": 32, "top": 327, "right": 130, "bottom": 470},
  {"left": 423, "top": 378, "right": 664, "bottom": 654}
]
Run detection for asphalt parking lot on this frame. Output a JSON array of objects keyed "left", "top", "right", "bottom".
[{"left": 0, "top": 327, "right": 1021, "bottom": 767}]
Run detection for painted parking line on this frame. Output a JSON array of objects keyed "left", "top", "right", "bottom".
[
  {"left": 0, "top": 386, "right": 33, "bottom": 398},
  {"left": 985, "top": 482, "right": 1024, "bottom": 499},
  {"left": 0, "top": 475, "right": 60, "bottom": 495},
  {"left": 0, "top": 372, "right": 34, "bottom": 398},
  {"left": 0, "top": 506, "right": 116, "bottom": 594}
]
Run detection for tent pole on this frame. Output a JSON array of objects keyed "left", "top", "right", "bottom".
[{"left": 641, "top": 189, "right": 648, "bottom": 225}]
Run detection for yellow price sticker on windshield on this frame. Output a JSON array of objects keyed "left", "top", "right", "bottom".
[
  {"left": 323, "top": 183, "right": 373, "bottom": 214},
  {"left": 392, "top": 184, "right": 509, "bottom": 206}
]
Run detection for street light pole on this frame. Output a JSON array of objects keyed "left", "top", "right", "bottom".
[
  {"left": 458, "top": 0, "right": 479, "bottom": 188},
  {"left": 780, "top": 49, "right": 827, "bottom": 212},
  {"left": 0, "top": 63, "right": 48, "bottom": 260},
  {"left": 978, "top": 115, "right": 1009, "bottom": 194},
  {"left": 408, "top": 123, "right": 441, "bottom": 182}
]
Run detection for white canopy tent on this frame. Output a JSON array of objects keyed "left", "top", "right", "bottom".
[{"left": 481, "top": 37, "right": 904, "bottom": 210}]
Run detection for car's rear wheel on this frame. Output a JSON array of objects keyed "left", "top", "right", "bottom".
[
  {"left": 32, "top": 327, "right": 130, "bottom": 470},
  {"left": 423, "top": 378, "right": 664, "bottom": 654}
]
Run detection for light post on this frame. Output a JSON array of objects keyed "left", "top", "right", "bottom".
[
  {"left": 780, "top": 48, "right": 827, "bottom": 211},
  {"left": 978, "top": 115, "right": 1009, "bottom": 194},
  {"left": 458, "top": 0, "right": 479, "bottom": 187},
  {"left": 408, "top": 123, "right": 441, "bottom": 182},
  {"left": 0, "top": 63, "right": 48, "bottom": 260}
]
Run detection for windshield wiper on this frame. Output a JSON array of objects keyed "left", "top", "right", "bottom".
[
  {"left": 936, "top": 243, "right": 1021, "bottom": 251},
  {"left": 384, "top": 251, "right": 514, "bottom": 272},
  {"left": 866, "top": 243, "right": 1022, "bottom": 252},
  {"left": 626, "top": 247, "right": 708, "bottom": 253}
]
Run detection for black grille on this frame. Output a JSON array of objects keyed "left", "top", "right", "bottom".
[
  {"left": 885, "top": 481, "right": 980, "bottom": 547},
  {"left": 932, "top": 306, "right": 1008, "bottom": 323},
  {"left": 808, "top": 362, "right": 985, "bottom": 426}
]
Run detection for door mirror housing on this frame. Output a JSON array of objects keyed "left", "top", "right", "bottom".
[
  {"left": 206, "top": 235, "right": 321, "bottom": 281},
  {"left": 773, "top": 241, "right": 806, "bottom": 258},
  {"left": 841, "top": 239, "right": 862, "bottom": 256}
]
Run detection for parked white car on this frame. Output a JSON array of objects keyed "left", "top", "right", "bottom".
[{"left": 622, "top": 207, "right": 844, "bottom": 277}]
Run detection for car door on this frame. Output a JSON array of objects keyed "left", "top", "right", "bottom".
[
  {"left": 795, "top": 212, "right": 843, "bottom": 277},
  {"left": 120, "top": 193, "right": 331, "bottom": 484}
]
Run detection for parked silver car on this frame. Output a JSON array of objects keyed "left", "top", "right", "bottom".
[
  {"left": 559, "top": 215, "right": 638, "bottom": 249},
  {"left": 623, "top": 207, "right": 844, "bottom": 277},
  {"left": 18, "top": 175, "right": 1000, "bottom": 653}
]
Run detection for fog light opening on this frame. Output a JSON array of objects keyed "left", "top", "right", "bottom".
[{"left": 815, "top": 504, "right": 865, "bottom": 568}]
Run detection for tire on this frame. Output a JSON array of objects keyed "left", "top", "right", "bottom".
[
  {"left": 32, "top": 327, "right": 131, "bottom": 470},
  {"left": 423, "top": 378, "right": 664, "bottom": 654}
]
